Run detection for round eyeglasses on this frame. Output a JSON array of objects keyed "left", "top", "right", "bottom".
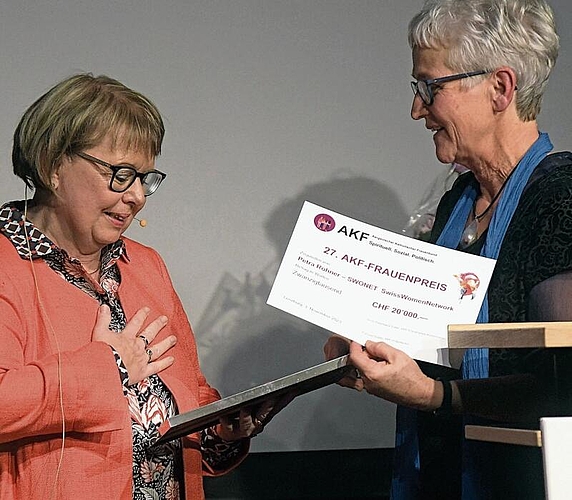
[
  {"left": 77, "top": 151, "right": 166, "bottom": 196},
  {"left": 411, "top": 70, "right": 488, "bottom": 106}
]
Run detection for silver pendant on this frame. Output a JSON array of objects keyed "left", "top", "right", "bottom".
[{"left": 460, "top": 218, "right": 479, "bottom": 249}]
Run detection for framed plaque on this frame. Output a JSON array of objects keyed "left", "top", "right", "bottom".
[{"left": 157, "top": 354, "right": 351, "bottom": 444}]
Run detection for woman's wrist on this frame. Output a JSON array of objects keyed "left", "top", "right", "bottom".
[
  {"left": 213, "top": 423, "right": 233, "bottom": 443},
  {"left": 433, "top": 378, "right": 452, "bottom": 416}
]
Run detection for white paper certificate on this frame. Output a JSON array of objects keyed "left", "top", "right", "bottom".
[{"left": 267, "top": 201, "right": 497, "bottom": 366}]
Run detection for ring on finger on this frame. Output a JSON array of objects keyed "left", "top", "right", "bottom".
[
  {"left": 138, "top": 335, "right": 150, "bottom": 347},
  {"left": 253, "top": 418, "right": 263, "bottom": 428},
  {"left": 146, "top": 348, "right": 153, "bottom": 364}
]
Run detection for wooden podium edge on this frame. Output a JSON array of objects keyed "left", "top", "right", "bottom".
[
  {"left": 448, "top": 322, "right": 572, "bottom": 349},
  {"left": 465, "top": 424, "right": 542, "bottom": 447}
]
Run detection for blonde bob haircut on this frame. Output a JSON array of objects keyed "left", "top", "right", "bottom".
[
  {"left": 408, "top": 0, "right": 559, "bottom": 122},
  {"left": 13, "top": 73, "right": 165, "bottom": 193}
]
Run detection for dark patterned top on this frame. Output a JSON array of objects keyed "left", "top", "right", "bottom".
[
  {"left": 0, "top": 201, "right": 243, "bottom": 500},
  {"left": 430, "top": 152, "right": 572, "bottom": 382},
  {"left": 423, "top": 151, "right": 572, "bottom": 499}
]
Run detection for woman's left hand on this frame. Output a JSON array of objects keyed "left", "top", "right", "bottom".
[
  {"left": 215, "top": 392, "right": 296, "bottom": 441},
  {"left": 216, "top": 409, "right": 259, "bottom": 441},
  {"left": 348, "top": 340, "right": 439, "bottom": 411}
]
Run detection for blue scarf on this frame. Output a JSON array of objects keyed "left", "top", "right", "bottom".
[{"left": 391, "top": 132, "right": 553, "bottom": 500}]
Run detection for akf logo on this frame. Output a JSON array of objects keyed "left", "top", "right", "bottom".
[
  {"left": 314, "top": 213, "right": 336, "bottom": 232},
  {"left": 454, "top": 272, "right": 481, "bottom": 300}
]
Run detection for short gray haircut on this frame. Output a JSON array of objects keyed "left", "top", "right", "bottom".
[{"left": 408, "top": 0, "right": 559, "bottom": 121}]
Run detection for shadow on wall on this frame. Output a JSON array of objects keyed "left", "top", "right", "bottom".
[{"left": 197, "top": 173, "right": 408, "bottom": 452}]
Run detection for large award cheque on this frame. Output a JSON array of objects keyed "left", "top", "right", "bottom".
[{"left": 267, "top": 201, "right": 497, "bottom": 366}]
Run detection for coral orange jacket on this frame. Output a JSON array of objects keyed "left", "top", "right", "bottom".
[{"left": 0, "top": 236, "right": 247, "bottom": 499}]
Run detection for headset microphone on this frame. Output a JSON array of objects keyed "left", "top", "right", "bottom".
[{"left": 134, "top": 217, "right": 147, "bottom": 227}]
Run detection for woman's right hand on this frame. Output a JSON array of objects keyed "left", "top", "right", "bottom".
[
  {"left": 323, "top": 334, "right": 351, "bottom": 360},
  {"left": 324, "top": 334, "right": 363, "bottom": 391},
  {"left": 92, "top": 304, "right": 177, "bottom": 385}
]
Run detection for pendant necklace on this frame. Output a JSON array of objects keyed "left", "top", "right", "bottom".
[
  {"left": 459, "top": 167, "right": 517, "bottom": 249},
  {"left": 85, "top": 263, "right": 101, "bottom": 278}
]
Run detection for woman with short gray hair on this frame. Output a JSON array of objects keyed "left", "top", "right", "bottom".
[{"left": 326, "top": 1, "right": 572, "bottom": 498}]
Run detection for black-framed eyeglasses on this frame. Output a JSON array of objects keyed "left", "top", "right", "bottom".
[
  {"left": 76, "top": 152, "right": 166, "bottom": 196},
  {"left": 410, "top": 70, "right": 488, "bottom": 106}
]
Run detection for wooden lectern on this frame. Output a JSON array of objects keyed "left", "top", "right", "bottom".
[{"left": 448, "top": 322, "right": 572, "bottom": 500}]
